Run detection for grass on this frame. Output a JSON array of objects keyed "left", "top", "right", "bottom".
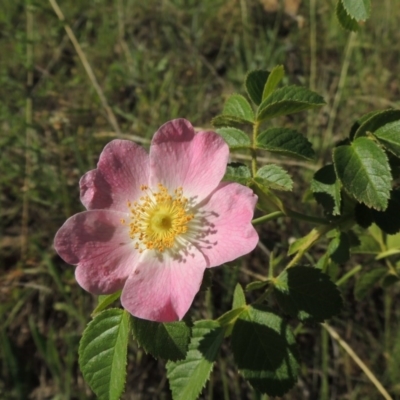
[{"left": 1, "top": 0, "right": 400, "bottom": 398}]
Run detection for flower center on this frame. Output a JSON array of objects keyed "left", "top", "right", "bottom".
[{"left": 126, "top": 184, "right": 194, "bottom": 253}]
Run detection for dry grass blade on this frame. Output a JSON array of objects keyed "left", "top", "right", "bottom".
[{"left": 48, "top": 0, "right": 121, "bottom": 135}]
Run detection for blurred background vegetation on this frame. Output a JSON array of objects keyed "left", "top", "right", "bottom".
[{"left": 1, "top": 0, "right": 400, "bottom": 398}]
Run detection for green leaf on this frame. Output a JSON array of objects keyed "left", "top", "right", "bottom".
[
  {"left": 166, "top": 320, "right": 224, "bottom": 400},
  {"left": 327, "top": 231, "right": 350, "bottom": 264},
  {"left": 256, "top": 128, "right": 315, "bottom": 160},
  {"left": 222, "top": 94, "right": 254, "bottom": 123},
  {"left": 232, "top": 284, "right": 246, "bottom": 309},
  {"left": 255, "top": 165, "right": 293, "bottom": 191},
  {"left": 373, "top": 120, "right": 400, "bottom": 158},
  {"left": 245, "top": 70, "right": 270, "bottom": 106},
  {"left": 311, "top": 164, "right": 341, "bottom": 216},
  {"left": 335, "top": 0, "right": 359, "bottom": 31},
  {"left": 274, "top": 266, "right": 343, "bottom": 322},
  {"left": 354, "top": 109, "right": 400, "bottom": 139},
  {"left": 79, "top": 309, "right": 130, "bottom": 400},
  {"left": 263, "top": 65, "right": 285, "bottom": 100},
  {"left": 257, "top": 85, "right": 325, "bottom": 122},
  {"left": 223, "top": 162, "right": 252, "bottom": 185},
  {"left": 354, "top": 267, "right": 387, "bottom": 300},
  {"left": 231, "top": 305, "right": 300, "bottom": 396},
  {"left": 132, "top": 318, "right": 191, "bottom": 361},
  {"left": 349, "top": 110, "right": 380, "bottom": 139},
  {"left": 93, "top": 291, "right": 121, "bottom": 316},
  {"left": 212, "top": 115, "right": 248, "bottom": 128},
  {"left": 333, "top": 137, "right": 392, "bottom": 210},
  {"left": 288, "top": 228, "right": 321, "bottom": 256},
  {"left": 342, "top": 0, "right": 371, "bottom": 21},
  {"left": 215, "top": 127, "right": 251, "bottom": 149},
  {"left": 246, "top": 280, "right": 270, "bottom": 291}
]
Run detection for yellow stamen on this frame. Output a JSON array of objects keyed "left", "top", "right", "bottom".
[{"left": 127, "top": 183, "right": 194, "bottom": 252}]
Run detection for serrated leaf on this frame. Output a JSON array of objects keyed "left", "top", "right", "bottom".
[
  {"left": 255, "top": 165, "right": 293, "bottom": 191},
  {"left": 349, "top": 110, "right": 380, "bottom": 139},
  {"left": 223, "top": 162, "right": 252, "bottom": 185},
  {"left": 132, "top": 318, "right": 191, "bottom": 361},
  {"left": 257, "top": 85, "right": 325, "bottom": 122},
  {"left": 373, "top": 120, "right": 400, "bottom": 157},
  {"left": 336, "top": 0, "right": 359, "bottom": 31},
  {"left": 311, "top": 164, "right": 341, "bottom": 216},
  {"left": 222, "top": 94, "right": 255, "bottom": 123},
  {"left": 216, "top": 127, "right": 251, "bottom": 149},
  {"left": 231, "top": 305, "right": 300, "bottom": 396},
  {"left": 166, "top": 320, "right": 224, "bottom": 400},
  {"left": 333, "top": 137, "right": 392, "bottom": 210},
  {"left": 354, "top": 109, "right": 400, "bottom": 139},
  {"left": 263, "top": 65, "right": 285, "bottom": 100},
  {"left": 232, "top": 284, "right": 246, "bottom": 309},
  {"left": 273, "top": 266, "right": 343, "bottom": 322},
  {"left": 93, "top": 291, "right": 121, "bottom": 316},
  {"left": 79, "top": 309, "right": 130, "bottom": 400},
  {"left": 212, "top": 115, "right": 249, "bottom": 128},
  {"left": 342, "top": 0, "right": 371, "bottom": 21},
  {"left": 245, "top": 70, "right": 270, "bottom": 105},
  {"left": 327, "top": 231, "right": 350, "bottom": 264},
  {"left": 256, "top": 128, "right": 315, "bottom": 160},
  {"left": 354, "top": 267, "right": 387, "bottom": 300}
]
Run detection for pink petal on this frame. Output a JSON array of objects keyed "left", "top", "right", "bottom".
[
  {"left": 54, "top": 210, "right": 139, "bottom": 294},
  {"left": 149, "top": 119, "right": 229, "bottom": 202},
  {"left": 120, "top": 245, "right": 206, "bottom": 322},
  {"left": 80, "top": 140, "right": 150, "bottom": 212},
  {"left": 194, "top": 182, "right": 258, "bottom": 267}
]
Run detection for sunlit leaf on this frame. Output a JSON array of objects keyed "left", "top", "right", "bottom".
[
  {"left": 232, "top": 284, "right": 246, "bottom": 309},
  {"left": 342, "top": 0, "right": 371, "bottom": 21},
  {"left": 373, "top": 120, "right": 400, "bottom": 158},
  {"left": 222, "top": 94, "right": 255, "bottom": 123},
  {"left": 354, "top": 109, "right": 400, "bottom": 139},
  {"left": 257, "top": 85, "right": 325, "bottom": 122},
  {"left": 79, "top": 309, "right": 130, "bottom": 400},
  {"left": 262, "top": 65, "right": 285, "bottom": 100},
  {"left": 216, "top": 127, "right": 251, "bottom": 149},
  {"left": 333, "top": 137, "right": 391, "bottom": 210},
  {"left": 256, "top": 128, "right": 315, "bottom": 160},
  {"left": 93, "top": 291, "right": 121, "bottom": 316},
  {"left": 255, "top": 165, "right": 293, "bottom": 191}
]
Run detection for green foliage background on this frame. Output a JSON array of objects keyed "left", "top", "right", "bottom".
[{"left": 1, "top": 0, "right": 400, "bottom": 398}]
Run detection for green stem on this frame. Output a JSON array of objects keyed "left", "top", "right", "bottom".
[
  {"left": 285, "top": 207, "right": 329, "bottom": 225},
  {"left": 251, "top": 121, "right": 260, "bottom": 176},
  {"left": 252, "top": 211, "right": 285, "bottom": 225}
]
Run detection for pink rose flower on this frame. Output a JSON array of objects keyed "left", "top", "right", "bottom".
[{"left": 54, "top": 119, "right": 258, "bottom": 322}]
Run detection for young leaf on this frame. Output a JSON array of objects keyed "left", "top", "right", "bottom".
[
  {"left": 333, "top": 137, "right": 392, "bottom": 210},
  {"left": 166, "top": 320, "right": 224, "bottom": 400},
  {"left": 255, "top": 165, "right": 293, "bottom": 191},
  {"left": 273, "top": 266, "right": 343, "bottom": 322},
  {"left": 354, "top": 267, "right": 387, "bottom": 300},
  {"left": 222, "top": 94, "right": 255, "bottom": 123},
  {"left": 232, "top": 283, "right": 246, "bottom": 309},
  {"left": 215, "top": 127, "right": 251, "bottom": 149},
  {"left": 262, "top": 65, "right": 285, "bottom": 100},
  {"left": 257, "top": 85, "right": 325, "bottom": 122},
  {"left": 288, "top": 228, "right": 321, "bottom": 256},
  {"left": 335, "top": 0, "right": 359, "bottom": 32},
  {"left": 245, "top": 70, "right": 270, "bottom": 105},
  {"left": 93, "top": 291, "right": 121, "bottom": 315},
  {"left": 354, "top": 109, "right": 400, "bottom": 139},
  {"left": 79, "top": 309, "right": 130, "bottom": 400},
  {"left": 311, "top": 164, "right": 341, "bottom": 216},
  {"left": 231, "top": 305, "right": 300, "bottom": 396},
  {"left": 342, "top": 0, "right": 371, "bottom": 21},
  {"left": 131, "top": 318, "right": 191, "bottom": 361},
  {"left": 246, "top": 280, "right": 270, "bottom": 291},
  {"left": 223, "top": 162, "right": 252, "bottom": 185},
  {"left": 256, "top": 128, "right": 315, "bottom": 160},
  {"left": 373, "top": 120, "right": 400, "bottom": 158}
]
